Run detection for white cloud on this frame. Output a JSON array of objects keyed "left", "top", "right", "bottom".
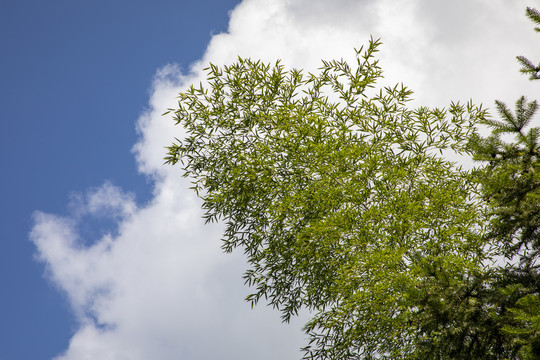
[
  {"left": 32, "top": 179, "right": 307, "bottom": 360},
  {"left": 31, "top": 1, "right": 539, "bottom": 359}
]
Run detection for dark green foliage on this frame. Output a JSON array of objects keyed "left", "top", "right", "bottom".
[
  {"left": 526, "top": 7, "right": 540, "bottom": 32},
  {"left": 471, "top": 97, "right": 540, "bottom": 264},
  {"left": 469, "top": 96, "right": 540, "bottom": 359},
  {"left": 517, "top": 7, "right": 540, "bottom": 80},
  {"left": 466, "top": 8, "right": 540, "bottom": 359}
]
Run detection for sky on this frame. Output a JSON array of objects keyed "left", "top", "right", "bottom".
[{"left": 1, "top": 0, "right": 539, "bottom": 359}]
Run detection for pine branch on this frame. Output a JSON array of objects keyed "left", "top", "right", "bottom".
[
  {"left": 517, "top": 56, "right": 540, "bottom": 80},
  {"left": 517, "top": 8, "right": 540, "bottom": 80},
  {"left": 522, "top": 99, "right": 538, "bottom": 125},
  {"left": 526, "top": 7, "right": 540, "bottom": 32},
  {"left": 525, "top": 127, "right": 540, "bottom": 151},
  {"left": 495, "top": 100, "right": 519, "bottom": 131},
  {"left": 509, "top": 97, "right": 539, "bottom": 137},
  {"left": 483, "top": 118, "right": 514, "bottom": 134}
]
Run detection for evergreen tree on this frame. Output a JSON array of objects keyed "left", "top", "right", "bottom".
[{"left": 469, "top": 7, "right": 540, "bottom": 359}]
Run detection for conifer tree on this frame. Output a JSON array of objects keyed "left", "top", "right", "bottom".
[{"left": 469, "top": 7, "right": 540, "bottom": 359}]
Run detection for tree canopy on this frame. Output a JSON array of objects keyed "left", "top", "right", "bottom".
[
  {"left": 165, "top": 38, "right": 492, "bottom": 359},
  {"left": 165, "top": 8, "right": 540, "bottom": 359}
]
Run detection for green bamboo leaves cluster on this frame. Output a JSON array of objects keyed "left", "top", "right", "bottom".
[{"left": 166, "top": 39, "right": 490, "bottom": 359}]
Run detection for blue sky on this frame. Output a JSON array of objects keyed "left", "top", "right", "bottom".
[
  {"left": 1, "top": 1, "right": 538, "bottom": 359},
  {"left": 1, "top": 1, "right": 239, "bottom": 358}
]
